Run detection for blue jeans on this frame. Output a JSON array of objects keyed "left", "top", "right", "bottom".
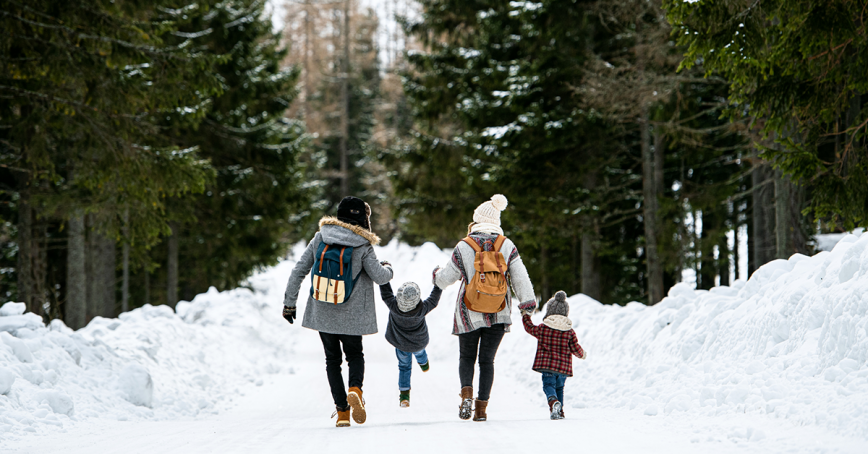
[
  {"left": 541, "top": 372, "right": 567, "bottom": 403},
  {"left": 396, "top": 348, "right": 428, "bottom": 391}
]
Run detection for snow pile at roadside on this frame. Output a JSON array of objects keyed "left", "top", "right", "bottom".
[
  {"left": 503, "top": 231, "right": 868, "bottom": 439},
  {"left": 816, "top": 228, "right": 865, "bottom": 252},
  {"left": 3, "top": 231, "right": 868, "bottom": 443},
  {"left": 0, "top": 260, "right": 298, "bottom": 442}
]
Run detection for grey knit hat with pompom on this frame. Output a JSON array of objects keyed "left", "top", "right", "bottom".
[
  {"left": 396, "top": 282, "right": 421, "bottom": 312},
  {"left": 544, "top": 291, "right": 569, "bottom": 318}
]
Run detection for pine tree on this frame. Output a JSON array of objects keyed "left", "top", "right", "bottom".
[
  {"left": 1, "top": 0, "right": 223, "bottom": 324},
  {"left": 144, "top": 0, "right": 312, "bottom": 304},
  {"left": 665, "top": 0, "right": 868, "bottom": 230}
]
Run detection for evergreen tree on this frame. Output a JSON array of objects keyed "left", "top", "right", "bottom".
[
  {"left": 145, "top": 0, "right": 312, "bottom": 304},
  {"left": 665, "top": 0, "right": 868, "bottom": 230},
  {"left": 0, "top": 0, "right": 223, "bottom": 322}
]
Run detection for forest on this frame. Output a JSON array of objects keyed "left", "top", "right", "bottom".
[{"left": 1, "top": 0, "right": 866, "bottom": 328}]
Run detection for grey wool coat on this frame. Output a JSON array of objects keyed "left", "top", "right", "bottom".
[{"left": 283, "top": 217, "right": 394, "bottom": 336}]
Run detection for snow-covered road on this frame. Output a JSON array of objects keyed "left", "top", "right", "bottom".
[
  {"left": 4, "top": 236, "right": 868, "bottom": 453},
  {"left": 9, "top": 324, "right": 866, "bottom": 454}
]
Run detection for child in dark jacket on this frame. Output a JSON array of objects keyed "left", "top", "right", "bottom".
[
  {"left": 521, "top": 290, "right": 586, "bottom": 420},
  {"left": 379, "top": 280, "right": 442, "bottom": 407}
]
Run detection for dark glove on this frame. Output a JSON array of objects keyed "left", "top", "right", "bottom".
[{"left": 283, "top": 306, "right": 297, "bottom": 324}]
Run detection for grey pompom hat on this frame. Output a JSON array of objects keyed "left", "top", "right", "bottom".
[
  {"left": 544, "top": 291, "right": 569, "bottom": 318},
  {"left": 396, "top": 282, "right": 421, "bottom": 312}
]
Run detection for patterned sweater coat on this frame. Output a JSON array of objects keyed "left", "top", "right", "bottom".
[
  {"left": 522, "top": 313, "right": 585, "bottom": 377},
  {"left": 434, "top": 232, "right": 536, "bottom": 335}
]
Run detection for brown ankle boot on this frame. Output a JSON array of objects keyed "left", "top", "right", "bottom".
[
  {"left": 333, "top": 406, "right": 350, "bottom": 427},
  {"left": 347, "top": 387, "right": 366, "bottom": 424},
  {"left": 473, "top": 399, "right": 488, "bottom": 421},
  {"left": 459, "top": 386, "right": 473, "bottom": 420}
]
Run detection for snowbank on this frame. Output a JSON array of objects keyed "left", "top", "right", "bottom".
[
  {"left": 2, "top": 232, "right": 867, "bottom": 444},
  {"left": 0, "top": 261, "right": 297, "bottom": 443},
  {"left": 502, "top": 231, "right": 868, "bottom": 439},
  {"left": 816, "top": 228, "right": 865, "bottom": 252}
]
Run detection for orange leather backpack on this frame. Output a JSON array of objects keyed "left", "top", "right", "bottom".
[{"left": 462, "top": 235, "right": 509, "bottom": 313}]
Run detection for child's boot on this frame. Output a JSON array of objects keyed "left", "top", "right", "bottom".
[
  {"left": 333, "top": 406, "right": 351, "bottom": 427},
  {"left": 473, "top": 399, "right": 488, "bottom": 421},
  {"left": 548, "top": 398, "right": 562, "bottom": 420},
  {"left": 419, "top": 361, "right": 430, "bottom": 372},
  {"left": 399, "top": 390, "right": 410, "bottom": 408},
  {"left": 347, "top": 387, "right": 366, "bottom": 424},
  {"left": 459, "top": 386, "right": 473, "bottom": 420}
]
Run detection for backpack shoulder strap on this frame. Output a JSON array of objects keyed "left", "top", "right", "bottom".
[
  {"left": 462, "top": 236, "right": 482, "bottom": 253},
  {"left": 493, "top": 235, "right": 507, "bottom": 252}
]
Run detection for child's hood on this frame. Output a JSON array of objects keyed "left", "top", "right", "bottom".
[{"left": 543, "top": 314, "right": 573, "bottom": 331}]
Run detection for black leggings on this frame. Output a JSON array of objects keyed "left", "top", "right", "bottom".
[
  {"left": 458, "top": 324, "right": 506, "bottom": 401},
  {"left": 319, "top": 332, "right": 364, "bottom": 409}
]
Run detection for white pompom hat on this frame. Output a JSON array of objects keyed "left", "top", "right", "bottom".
[{"left": 473, "top": 194, "right": 508, "bottom": 228}]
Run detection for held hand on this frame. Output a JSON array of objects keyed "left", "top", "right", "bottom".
[
  {"left": 283, "top": 306, "right": 297, "bottom": 324},
  {"left": 518, "top": 301, "right": 536, "bottom": 314},
  {"left": 432, "top": 266, "right": 441, "bottom": 286},
  {"left": 380, "top": 260, "right": 392, "bottom": 267}
]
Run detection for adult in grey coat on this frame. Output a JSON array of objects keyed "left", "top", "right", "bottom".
[{"left": 282, "top": 196, "right": 393, "bottom": 427}]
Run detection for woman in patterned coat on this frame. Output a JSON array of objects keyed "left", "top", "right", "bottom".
[{"left": 433, "top": 194, "right": 537, "bottom": 422}]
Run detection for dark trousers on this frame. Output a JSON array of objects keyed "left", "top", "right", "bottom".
[
  {"left": 319, "top": 332, "right": 364, "bottom": 409},
  {"left": 458, "top": 324, "right": 506, "bottom": 401}
]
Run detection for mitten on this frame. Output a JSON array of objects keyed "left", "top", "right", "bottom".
[
  {"left": 283, "top": 306, "right": 297, "bottom": 324},
  {"left": 518, "top": 301, "right": 536, "bottom": 313},
  {"left": 432, "top": 266, "right": 441, "bottom": 286}
]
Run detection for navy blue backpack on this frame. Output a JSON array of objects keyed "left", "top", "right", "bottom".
[{"left": 310, "top": 242, "right": 360, "bottom": 304}]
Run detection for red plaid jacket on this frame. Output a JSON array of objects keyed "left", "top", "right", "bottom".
[{"left": 522, "top": 314, "right": 585, "bottom": 377}]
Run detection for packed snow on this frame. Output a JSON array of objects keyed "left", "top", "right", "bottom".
[{"left": 2, "top": 233, "right": 868, "bottom": 452}]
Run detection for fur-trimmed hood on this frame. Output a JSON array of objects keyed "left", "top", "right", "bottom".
[
  {"left": 543, "top": 314, "right": 573, "bottom": 331},
  {"left": 319, "top": 216, "right": 381, "bottom": 246}
]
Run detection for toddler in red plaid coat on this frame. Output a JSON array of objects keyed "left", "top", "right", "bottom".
[{"left": 521, "top": 290, "right": 586, "bottom": 420}]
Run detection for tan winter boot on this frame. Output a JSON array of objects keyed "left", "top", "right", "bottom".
[
  {"left": 333, "top": 406, "right": 351, "bottom": 427},
  {"left": 459, "top": 386, "right": 473, "bottom": 420},
  {"left": 347, "top": 387, "right": 366, "bottom": 424},
  {"left": 473, "top": 399, "right": 488, "bottom": 421}
]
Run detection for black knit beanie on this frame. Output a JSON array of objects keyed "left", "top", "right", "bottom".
[{"left": 337, "top": 196, "right": 371, "bottom": 230}]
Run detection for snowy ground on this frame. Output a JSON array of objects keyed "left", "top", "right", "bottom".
[{"left": 2, "top": 233, "right": 868, "bottom": 453}]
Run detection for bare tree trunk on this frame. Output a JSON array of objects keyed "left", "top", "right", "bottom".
[
  {"left": 641, "top": 107, "right": 663, "bottom": 304},
  {"left": 654, "top": 129, "right": 665, "bottom": 198},
  {"left": 733, "top": 202, "right": 740, "bottom": 281},
  {"left": 167, "top": 221, "right": 179, "bottom": 308},
  {"left": 17, "top": 191, "right": 33, "bottom": 310},
  {"left": 66, "top": 211, "right": 87, "bottom": 329},
  {"left": 144, "top": 267, "right": 151, "bottom": 307},
  {"left": 580, "top": 174, "right": 602, "bottom": 301},
  {"left": 121, "top": 210, "right": 130, "bottom": 313},
  {"left": 87, "top": 223, "right": 116, "bottom": 319},
  {"left": 339, "top": 0, "right": 351, "bottom": 196},
  {"left": 580, "top": 230, "right": 601, "bottom": 301},
  {"left": 33, "top": 221, "right": 47, "bottom": 317},
  {"left": 539, "top": 239, "right": 549, "bottom": 304},
  {"left": 303, "top": 0, "right": 312, "bottom": 120},
  {"left": 751, "top": 160, "right": 775, "bottom": 269},
  {"left": 774, "top": 169, "right": 791, "bottom": 259},
  {"left": 718, "top": 219, "right": 730, "bottom": 286}
]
